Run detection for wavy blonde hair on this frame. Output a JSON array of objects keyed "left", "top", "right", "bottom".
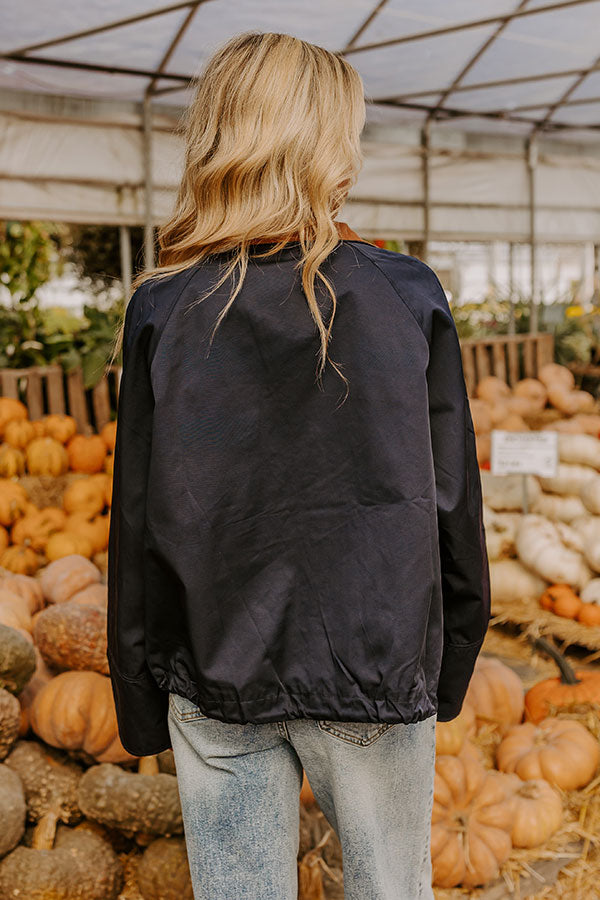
[{"left": 113, "top": 31, "right": 365, "bottom": 392}]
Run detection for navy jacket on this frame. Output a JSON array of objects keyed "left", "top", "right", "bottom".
[{"left": 107, "top": 238, "right": 490, "bottom": 757}]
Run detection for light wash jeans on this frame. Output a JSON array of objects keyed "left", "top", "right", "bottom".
[{"left": 167, "top": 691, "right": 437, "bottom": 900}]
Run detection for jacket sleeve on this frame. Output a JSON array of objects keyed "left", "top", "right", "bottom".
[
  {"left": 107, "top": 285, "right": 171, "bottom": 757},
  {"left": 426, "top": 280, "right": 491, "bottom": 722}
]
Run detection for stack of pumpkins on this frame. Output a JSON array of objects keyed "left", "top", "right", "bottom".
[
  {"left": 0, "top": 556, "right": 193, "bottom": 899},
  {"left": 470, "top": 363, "right": 600, "bottom": 467},
  {"left": 0, "top": 397, "right": 115, "bottom": 574},
  {"left": 431, "top": 649, "right": 600, "bottom": 889}
]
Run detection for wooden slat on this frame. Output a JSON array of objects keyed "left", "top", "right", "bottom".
[
  {"left": 66, "top": 368, "right": 90, "bottom": 434},
  {"left": 45, "top": 367, "right": 66, "bottom": 416},
  {"left": 475, "top": 343, "right": 490, "bottom": 381},
  {"left": 491, "top": 343, "right": 506, "bottom": 383},
  {"left": 0, "top": 371, "right": 20, "bottom": 399},
  {"left": 523, "top": 338, "right": 535, "bottom": 378},
  {"left": 461, "top": 345, "right": 477, "bottom": 396},
  {"left": 92, "top": 376, "right": 112, "bottom": 432},
  {"left": 537, "top": 333, "right": 554, "bottom": 369},
  {"left": 506, "top": 340, "right": 520, "bottom": 386},
  {"left": 25, "top": 371, "right": 43, "bottom": 420}
]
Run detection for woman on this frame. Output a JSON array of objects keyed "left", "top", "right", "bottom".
[{"left": 107, "top": 31, "right": 490, "bottom": 900}]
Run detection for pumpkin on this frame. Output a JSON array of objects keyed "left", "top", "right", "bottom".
[
  {"left": 431, "top": 742, "right": 513, "bottom": 888},
  {"left": 476, "top": 376, "right": 511, "bottom": 405},
  {"left": 46, "top": 531, "right": 93, "bottom": 562},
  {"left": 25, "top": 436, "right": 69, "bottom": 476},
  {"left": 69, "top": 582, "right": 107, "bottom": 608},
  {"left": 0, "top": 688, "right": 22, "bottom": 760},
  {"left": 464, "top": 656, "right": 525, "bottom": 734},
  {"left": 0, "top": 480, "right": 28, "bottom": 527},
  {"left": 3, "top": 418, "right": 35, "bottom": 450},
  {"left": 40, "top": 554, "right": 101, "bottom": 604},
  {"left": 42, "top": 413, "right": 77, "bottom": 444},
  {"left": 62, "top": 477, "right": 105, "bottom": 518},
  {"left": 0, "top": 624, "right": 36, "bottom": 694},
  {"left": 0, "top": 525, "right": 8, "bottom": 555},
  {"left": 16, "top": 646, "right": 55, "bottom": 735},
  {"left": 577, "top": 597, "right": 600, "bottom": 626},
  {"left": 538, "top": 363, "right": 575, "bottom": 392},
  {"left": 497, "top": 716, "right": 599, "bottom": 790},
  {"left": 137, "top": 838, "right": 193, "bottom": 900},
  {"left": 33, "top": 602, "right": 108, "bottom": 675},
  {"left": 100, "top": 420, "right": 117, "bottom": 452},
  {"left": 11, "top": 506, "right": 67, "bottom": 551},
  {"left": 525, "top": 636, "right": 600, "bottom": 723},
  {"left": 29, "top": 670, "right": 135, "bottom": 763},
  {"left": 66, "top": 434, "right": 107, "bottom": 474},
  {"left": 0, "top": 545, "right": 40, "bottom": 576},
  {"left": 0, "top": 398, "right": 27, "bottom": 437},
  {"left": 515, "top": 514, "right": 592, "bottom": 591},
  {"left": 501, "top": 773, "right": 563, "bottom": 848},
  {"left": 513, "top": 378, "right": 547, "bottom": 412},
  {"left": 0, "top": 823, "right": 123, "bottom": 900},
  {"left": 0, "top": 764, "right": 25, "bottom": 857},
  {"left": 0, "top": 443, "right": 25, "bottom": 477},
  {"left": 435, "top": 703, "right": 476, "bottom": 756},
  {"left": 29, "top": 419, "right": 46, "bottom": 438},
  {"left": 539, "top": 583, "right": 582, "bottom": 619},
  {"left": 468, "top": 400, "right": 492, "bottom": 435},
  {"left": 65, "top": 513, "right": 110, "bottom": 554},
  {"left": 0, "top": 572, "right": 44, "bottom": 614},
  {"left": 104, "top": 453, "right": 114, "bottom": 475},
  {"left": 78, "top": 762, "right": 183, "bottom": 835},
  {"left": 0, "top": 589, "right": 33, "bottom": 633}
]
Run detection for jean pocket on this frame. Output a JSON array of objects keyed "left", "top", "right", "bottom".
[
  {"left": 168, "top": 691, "right": 209, "bottom": 723},
  {"left": 317, "top": 720, "right": 394, "bottom": 747}
]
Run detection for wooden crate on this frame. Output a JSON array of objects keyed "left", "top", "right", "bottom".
[
  {"left": 460, "top": 332, "right": 554, "bottom": 396},
  {"left": 0, "top": 365, "right": 122, "bottom": 434}
]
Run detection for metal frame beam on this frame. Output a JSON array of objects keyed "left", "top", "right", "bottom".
[
  {"left": 342, "top": 0, "right": 389, "bottom": 52},
  {"left": 534, "top": 52, "right": 600, "bottom": 131},
  {"left": 344, "top": 0, "right": 599, "bottom": 55}
]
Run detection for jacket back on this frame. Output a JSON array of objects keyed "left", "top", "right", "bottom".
[{"left": 107, "top": 239, "right": 490, "bottom": 757}]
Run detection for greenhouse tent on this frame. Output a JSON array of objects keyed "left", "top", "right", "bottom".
[{"left": 1, "top": 0, "right": 600, "bottom": 315}]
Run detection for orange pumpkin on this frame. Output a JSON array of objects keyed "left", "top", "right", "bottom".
[
  {"left": 464, "top": 656, "right": 525, "bottom": 734},
  {"left": 66, "top": 435, "right": 107, "bottom": 474},
  {"left": 100, "top": 420, "right": 117, "bottom": 452},
  {"left": 300, "top": 772, "right": 316, "bottom": 807},
  {"left": 525, "top": 636, "right": 600, "bottom": 723},
  {"left": 0, "top": 525, "right": 8, "bottom": 555},
  {"left": 0, "top": 572, "right": 44, "bottom": 613},
  {"left": 45, "top": 531, "right": 93, "bottom": 562},
  {"left": 39, "top": 554, "right": 101, "bottom": 604},
  {"left": 42, "top": 414, "right": 77, "bottom": 444},
  {"left": 3, "top": 418, "right": 35, "bottom": 450},
  {"left": 64, "top": 513, "right": 110, "bottom": 554},
  {"left": 502, "top": 774, "right": 563, "bottom": 849},
  {"left": 435, "top": 703, "right": 476, "bottom": 756},
  {"left": 0, "top": 398, "right": 27, "bottom": 437},
  {"left": 0, "top": 444, "right": 25, "bottom": 478},
  {"left": 0, "top": 544, "right": 40, "bottom": 575},
  {"left": 431, "top": 742, "right": 513, "bottom": 888},
  {"left": 25, "top": 437, "right": 69, "bottom": 476},
  {"left": 29, "top": 670, "right": 136, "bottom": 763},
  {"left": 539, "top": 583, "right": 582, "bottom": 619},
  {"left": 577, "top": 601, "right": 600, "bottom": 626},
  {"left": 11, "top": 507, "right": 67, "bottom": 551},
  {"left": 0, "top": 587, "right": 33, "bottom": 632},
  {"left": 29, "top": 419, "right": 47, "bottom": 439},
  {"left": 497, "top": 717, "right": 599, "bottom": 790},
  {"left": 0, "top": 480, "right": 28, "bottom": 527},
  {"left": 104, "top": 453, "right": 114, "bottom": 476},
  {"left": 62, "top": 478, "right": 105, "bottom": 518}
]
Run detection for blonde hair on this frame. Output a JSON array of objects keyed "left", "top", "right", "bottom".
[{"left": 113, "top": 31, "right": 365, "bottom": 393}]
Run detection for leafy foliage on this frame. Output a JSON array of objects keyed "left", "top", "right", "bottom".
[
  {"left": 67, "top": 224, "right": 146, "bottom": 297},
  {"left": 0, "top": 221, "right": 65, "bottom": 302}
]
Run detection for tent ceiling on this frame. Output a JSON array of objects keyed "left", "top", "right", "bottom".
[{"left": 1, "top": 0, "right": 600, "bottom": 133}]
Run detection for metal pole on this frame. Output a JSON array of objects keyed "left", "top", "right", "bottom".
[
  {"left": 526, "top": 136, "right": 538, "bottom": 333},
  {"left": 119, "top": 225, "right": 132, "bottom": 301},
  {"left": 421, "top": 120, "right": 431, "bottom": 264},
  {"left": 142, "top": 94, "right": 155, "bottom": 270},
  {"left": 508, "top": 241, "right": 516, "bottom": 335}
]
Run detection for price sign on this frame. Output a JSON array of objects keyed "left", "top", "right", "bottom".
[{"left": 491, "top": 430, "right": 558, "bottom": 478}]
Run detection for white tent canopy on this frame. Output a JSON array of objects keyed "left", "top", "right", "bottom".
[{"left": 1, "top": 0, "right": 600, "bottom": 258}]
